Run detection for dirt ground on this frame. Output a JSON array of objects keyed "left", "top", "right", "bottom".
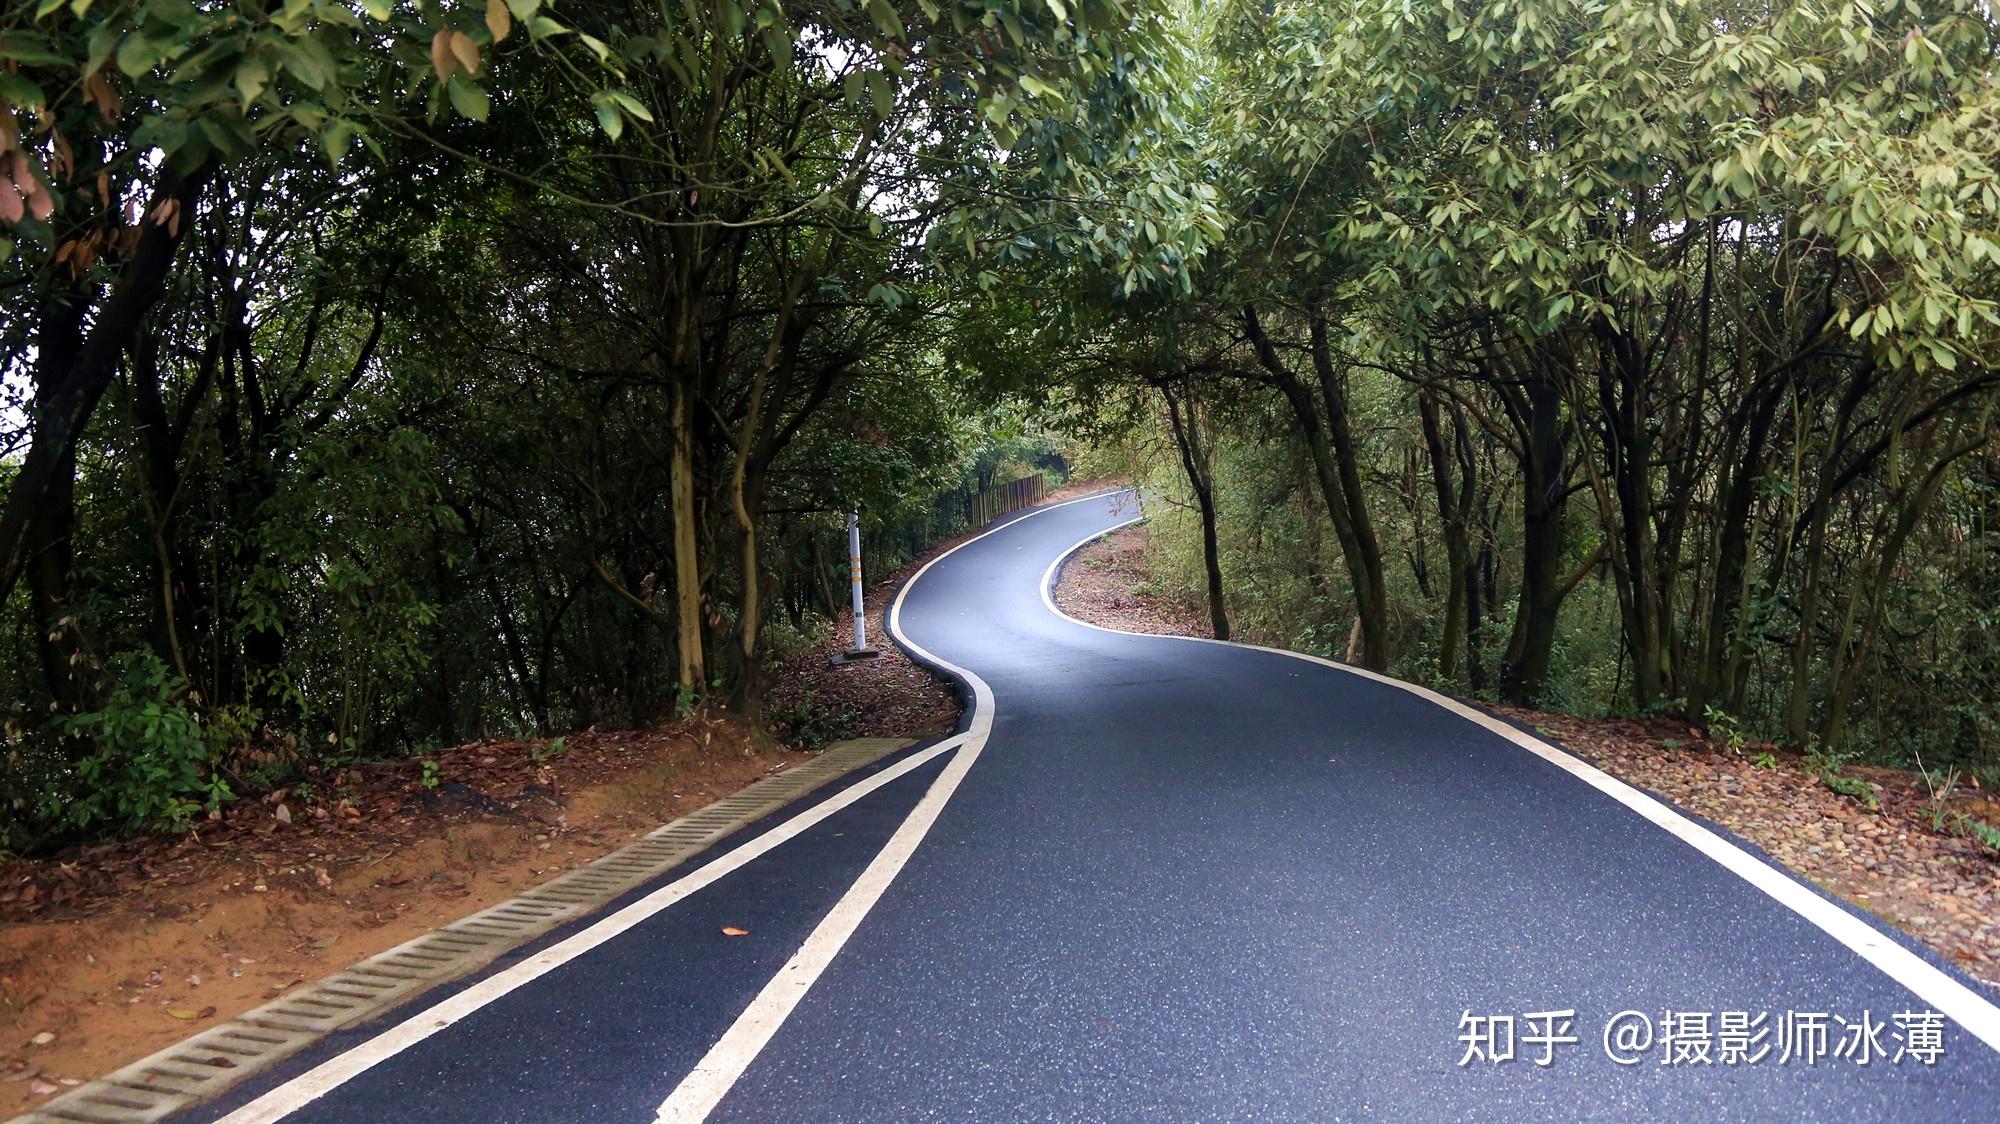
[
  {"left": 1041, "top": 475, "right": 1127, "bottom": 506},
  {"left": 0, "top": 527, "right": 985, "bottom": 1110},
  {"left": 762, "top": 590, "right": 958, "bottom": 749},
  {"left": 1501, "top": 708, "right": 2000, "bottom": 991},
  {"left": 761, "top": 476, "right": 1120, "bottom": 749},
  {"left": 0, "top": 480, "right": 1109, "bottom": 1106},
  {"left": 1054, "top": 521, "right": 2000, "bottom": 994},
  {"left": 0, "top": 716, "right": 809, "bottom": 1107},
  {"left": 1051, "top": 518, "right": 1216, "bottom": 638}
]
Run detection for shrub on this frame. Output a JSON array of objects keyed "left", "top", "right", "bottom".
[{"left": 55, "top": 652, "right": 235, "bottom": 833}]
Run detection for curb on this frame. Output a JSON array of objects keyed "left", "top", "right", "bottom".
[{"left": 13, "top": 737, "right": 917, "bottom": 1124}]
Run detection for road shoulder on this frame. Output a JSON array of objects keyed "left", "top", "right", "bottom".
[{"left": 1052, "top": 521, "right": 2000, "bottom": 996}]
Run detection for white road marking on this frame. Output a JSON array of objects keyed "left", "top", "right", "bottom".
[
  {"left": 215, "top": 733, "right": 968, "bottom": 1124},
  {"left": 654, "top": 708, "right": 981, "bottom": 1122},
  {"left": 1040, "top": 506, "right": 2000, "bottom": 1057},
  {"left": 221, "top": 489, "right": 1125, "bottom": 1124},
  {"left": 654, "top": 488, "right": 1127, "bottom": 1121}
]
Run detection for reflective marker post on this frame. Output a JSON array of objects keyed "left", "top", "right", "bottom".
[
  {"left": 848, "top": 511, "right": 868, "bottom": 651},
  {"left": 838, "top": 510, "right": 878, "bottom": 663}
]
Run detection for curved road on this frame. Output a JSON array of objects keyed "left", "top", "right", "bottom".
[{"left": 191, "top": 489, "right": 2000, "bottom": 1123}]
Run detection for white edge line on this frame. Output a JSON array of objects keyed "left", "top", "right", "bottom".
[
  {"left": 1039, "top": 507, "right": 2000, "bottom": 1057},
  {"left": 215, "top": 734, "right": 968, "bottom": 1124},
  {"left": 222, "top": 489, "right": 1130, "bottom": 1124},
  {"left": 653, "top": 488, "right": 1134, "bottom": 1122}
]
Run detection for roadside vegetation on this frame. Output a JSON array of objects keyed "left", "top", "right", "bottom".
[
  {"left": 1056, "top": 522, "right": 2000, "bottom": 984},
  {"left": 4, "top": 0, "right": 2000, "bottom": 858},
  {"left": 0, "top": 0, "right": 1097, "bottom": 849},
  {"left": 1048, "top": 1, "right": 2000, "bottom": 811}
]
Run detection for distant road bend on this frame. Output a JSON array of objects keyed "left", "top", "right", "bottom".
[{"left": 190, "top": 488, "right": 2000, "bottom": 1123}]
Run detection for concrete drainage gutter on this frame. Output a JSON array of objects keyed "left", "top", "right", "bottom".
[{"left": 13, "top": 736, "right": 918, "bottom": 1124}]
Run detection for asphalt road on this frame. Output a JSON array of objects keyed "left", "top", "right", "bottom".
[{"left": 191, "top": 489, "right": 2000, "bottom": 1123}]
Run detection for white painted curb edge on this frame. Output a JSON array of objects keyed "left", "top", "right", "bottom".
[
  {"left": 1041, "top": 503, "right": 2000, "bottom": 1058},
  {"left": 653, "top": 488, "right": 1133, "bottom": 1122}
]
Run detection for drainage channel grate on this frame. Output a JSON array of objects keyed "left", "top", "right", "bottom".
[{"left": 12, "top": 736, "right": 919, "bottom": 1124}]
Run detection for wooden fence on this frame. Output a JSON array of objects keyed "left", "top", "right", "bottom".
[
  {"left": 849, "top": 474, "right": 1055, "bottom": 605},
  {"left": 968, "top": 474, "right": 1049, "bottom": 528}
]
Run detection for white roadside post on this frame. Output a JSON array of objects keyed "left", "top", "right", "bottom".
[{"left": 837, "top": 510, "right": 879, "bottom": 663}]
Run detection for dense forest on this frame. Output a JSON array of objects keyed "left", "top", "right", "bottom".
[
  {"left": 2, "top": 0, "right": 1997, "bottom": 849},
  {"left": 1079, "top": 1, "right": 2000, "bottom": 795}
]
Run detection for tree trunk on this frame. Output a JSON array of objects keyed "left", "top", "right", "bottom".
[
  {"left": 1418, "top": 389, "right": 1469, "bottom": 685},
  {"left": 1308, "top": 315, "right": 1389, "bottom": 667},
  {"left": 0, "top": 167, "right": 209, "bottom": 610},
  {"left": 1691, "top": 379, "right": 1783, "bottom": 717},
  {"left": 1500, "top": 371, "right": 1568, "bottom": 703},
  {"left": 668, "top": 376, "right": 706, "bottom": 698},
  {"left": 27, "top": 445, "right": 87, "bottom": 713},
  {"left": 1819, "top": 429, "right": 1983, "bottom": 747},
  {"left": 1242, "top": 306, "right": 1388, "bottom": 668},
  {"left": 22, "top": 279, "right": 90, "bottom": 714},
  {"left": 1160, "top": 378, "right": 1230, "bottom": 640}
]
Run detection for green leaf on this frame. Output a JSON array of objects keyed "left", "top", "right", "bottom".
[
  {"left": 605, "top": 89, "right": 653, "bottom": 123},
  {"left": 0, "top": 36, "right": 68, "bottom": 68},
  {"left": 279, "top": 38, "right": 338, "bottom": 91},
  {"left": 865, "top": 0, "right": 905, "bottom": 41},
  {"left": 593, "top": 98, "right": 622, "bottom": 140},
  {"left": 319, "top": 118, "right": 357, "bottom": 163},
  {"left": 1018, "top": 74, "right": 1062, "bottom": 102},
  {"left": 114, "top": 33, "right": 158, "bottom": 78},
  {"left": 0, "top": 73, "right": 48, "bottom": 109},
  {"left": 234, "top": 55, "right": 270, "bottom": 105},
  {"left": 762, "top": 25, "right": 792, "bottom": 69},
  {"left": 361, "top": 0, "right": 392, "bottom": 18},
  {"left": 864, "top": 71, "right": 892, "bottom": 119},
  {"left": 446, "top": 76, "right": 489, "bottom": 121},
  {"left": 80, "top": 23, "right": 118, "bottom": 74}
]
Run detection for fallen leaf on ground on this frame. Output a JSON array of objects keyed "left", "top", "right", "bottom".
[{"left": 720, "top": 926, "right": 749, "bottom": 937}]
